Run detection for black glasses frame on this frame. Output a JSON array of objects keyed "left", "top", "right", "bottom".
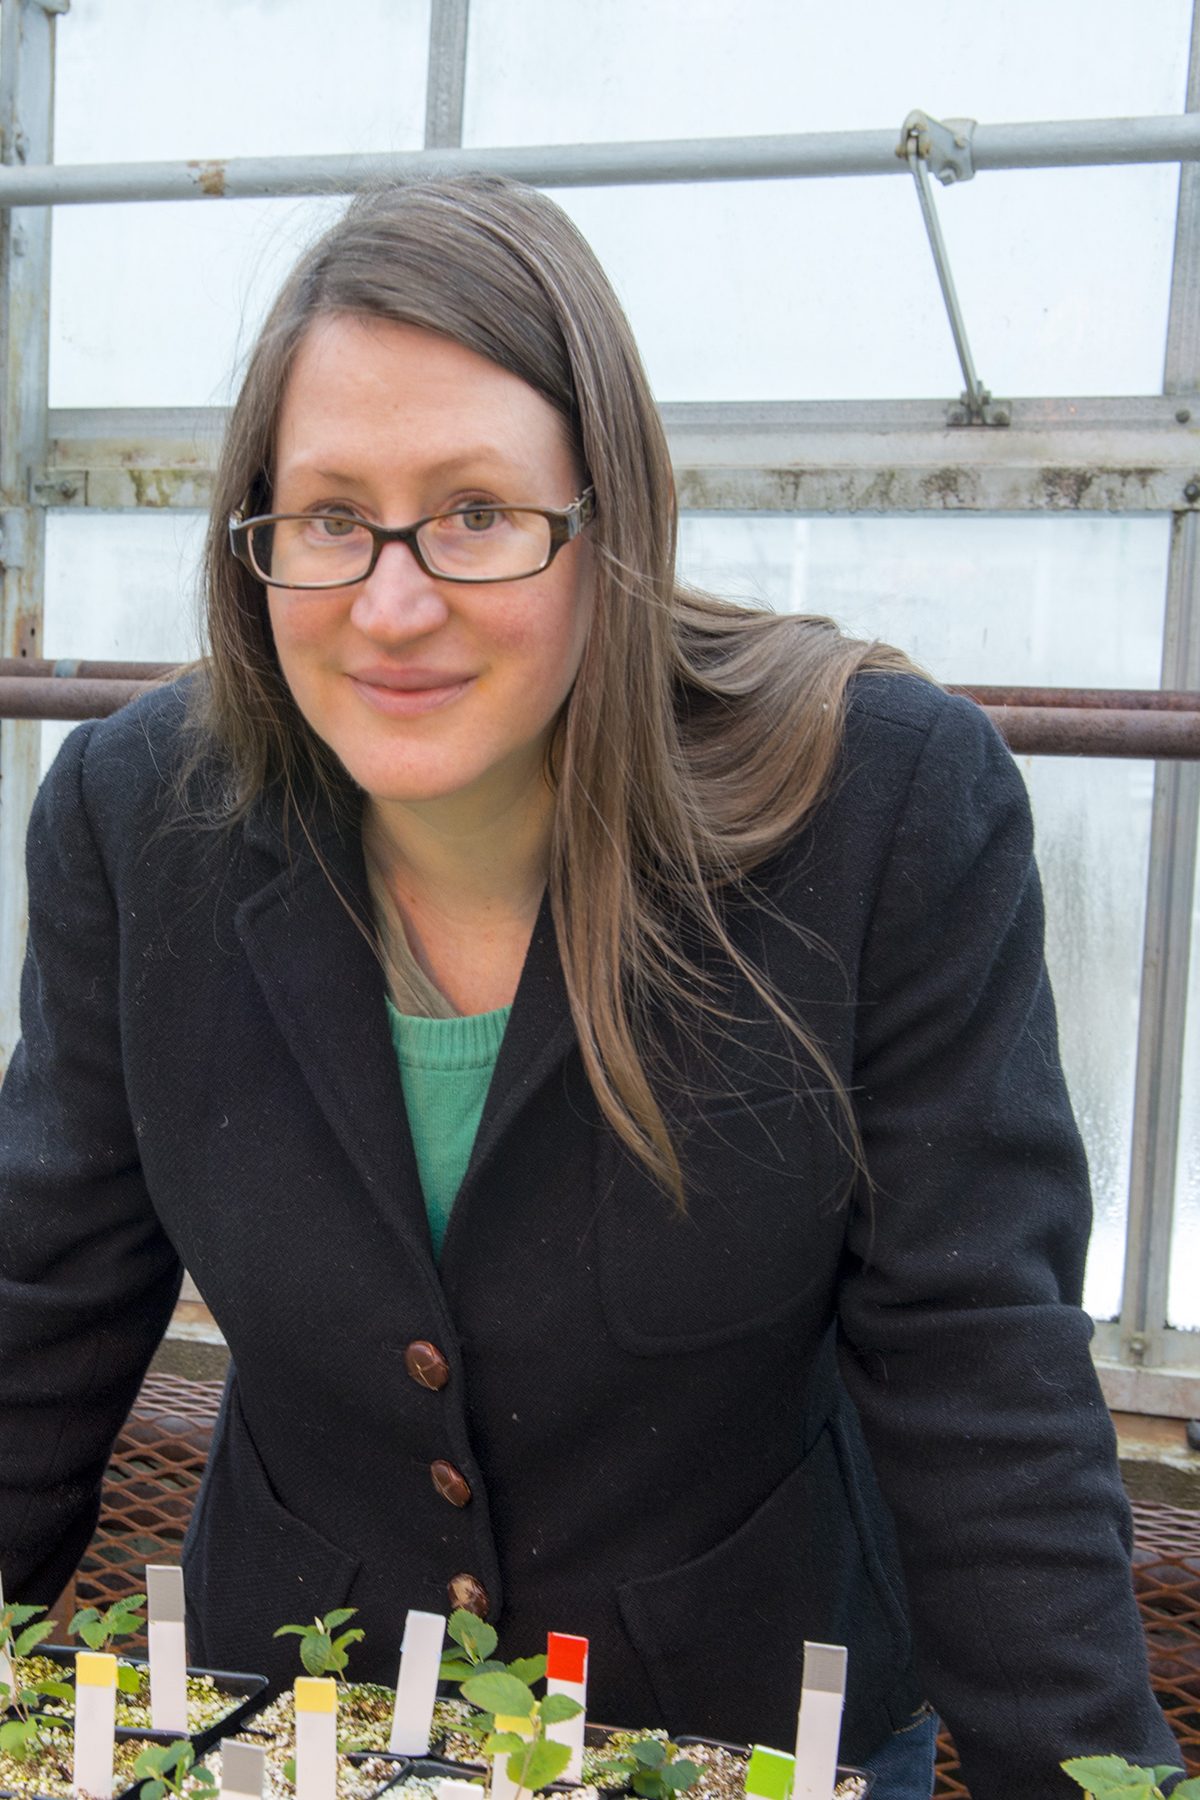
[{"left": 228, "top": 488, "right": 596, "bottom": 589}]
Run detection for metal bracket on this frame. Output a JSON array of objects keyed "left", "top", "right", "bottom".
[
  {"left": 896, "top": 109, "right": 977, "bottom": 185},
  {"left": 899, "top": 110, "right": 1009, "bottom": 427}
]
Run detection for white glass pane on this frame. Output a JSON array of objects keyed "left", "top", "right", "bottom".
[
  {"left": 678, "top": 514, "right": 1168, "bottom": 1319},
  {"left": 50, "top": 0, "right": 430, "bottom": 408},
  {"left": 466, "top": 0, "right": 1188, "bottom": 401},
  {"left": 548, "top": 167, "right": 1175, "bottom": 403},
  {"left": 1171, "top": 889, "right": 1200, "bottom": 1330},
  {"left": 55, "top": 0, "right": 431, "bottom": 162},
  {"left": 39, "top": 511, "right": 206, "bottom": 775},
  {"left": 465, "top": 0, "right": 1190, "bottom": 141}
]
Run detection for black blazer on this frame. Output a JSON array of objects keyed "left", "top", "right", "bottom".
[{"left": 0, "top": 673, "right": 1177, "bottom": 1799}]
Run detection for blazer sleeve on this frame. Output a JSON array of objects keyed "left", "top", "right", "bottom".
[
  {"left": 835, "top": 693, "right": 1180, "bottom": 1800},
  {"left": 0, "top": 722, "right": 183, "bottom": 1607}
]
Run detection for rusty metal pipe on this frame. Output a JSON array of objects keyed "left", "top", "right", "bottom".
[
  {"left": 4, "top": 674, "right": 1200, "bottom": 756},
  {"left": 0, "top": 677, "right": 150, "bottom": 719},
  {"left": 950, "top": 685, "right": 1200, "bottom": 712},
  {"left": 0, "top": 658, "right": 177, "bottom": 681},
  {"left": 989, "top": 707, "right": 1200, "bottom": 758}
]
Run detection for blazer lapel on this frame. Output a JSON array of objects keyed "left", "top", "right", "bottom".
[
  {"left": 234, "top": 798, "right": 432, "bottom": 1260},
  {"left": 464, "top": 888, "right": 575, "bottom": 1185}
]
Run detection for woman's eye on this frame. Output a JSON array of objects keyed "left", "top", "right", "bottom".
[
  {"left": 459, "top": 507, "right": 499, "bottom": 533},
  {"left": 309, "top": 514, "right": 360, "bottom": 539}
]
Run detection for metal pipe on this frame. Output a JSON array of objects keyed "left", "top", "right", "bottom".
[
  {"left": 950, "top": 685, "right": 1200, "bottom": 710},
  {"left": 6, "top": 673, "right": 1200, "bottom": 755},
  {"left": 3, "top": 113, "right": 1200, "bottom": 209},
  {"left": 0, "top": 676, "right": 149, "bottom": 719},
  {"left": 987, "top": 706, "right": 1200, "bottom": 757},
  {"left": 0, "top": 656, "right": 177, "bottom": 679}
]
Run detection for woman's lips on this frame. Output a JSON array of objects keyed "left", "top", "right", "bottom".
[{"left": 347, "top": 670, "right": 475, "bottom": 716}]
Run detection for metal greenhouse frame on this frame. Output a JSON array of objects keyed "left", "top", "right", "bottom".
[{"left": 1, "top": 0, "right": 1198, "bottom": 1413}]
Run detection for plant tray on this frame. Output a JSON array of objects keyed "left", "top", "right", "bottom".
[{"left": 23, "top": 1644, "right": 267, "bottom": 1756}]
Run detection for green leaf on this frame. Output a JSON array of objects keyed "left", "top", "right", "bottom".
[
  {"left": 117, "top": 1664, "right": 143, "bottom": 1695},
  {"left": 300, "top": 1632, "right": 333, "bottom": 1677},
  {"left": 484, "top": 1732, "right": 528, "bottom": 1757},
  {"left": 0, "top": 1718, "right": 35, "bottom": 1756},
  {"left": 632, "top": 1772, "right": 666, "bottom": 1800},
  {"left": 322, "top": 1608, "right": 358, "bottom": 1631},
  {"left": 79, "top": 1619, "right": 108, "bottom": 1649},
  {"left": 34, "top": 1678, "right": 76, "bottom": 1702},
  {"left": 539, "top": 1693, "right": 584, "bottom": 1725},
  {"left": 331, "top": 1628, "right": 365, "bottom": 1654},
  {"left": 1060, "top": 1757, "right": 1164, "bottom": 1800},
  {"left": 516, "top": 1739, "right": 572, "bottom": 1792},
  {"left": 631, "top": 1740, "right": 668, "bottom": 1769},
  {"left": 2, "top": 1605, "right": 45, "bottom": 1630},
  {"left": 273, "top": 1624, "right": 309, "bottom": 1638},
  {"left": 1171, "top": 1782, "right": 1200, "bottom": 1799},
  {"left": 283, "top": 1758, "right": 297, "bottom": 1784},
  {"left": 462, "top": 1671, "right": 537, "bottom": 1718},
  {"left": 449, "top": 1610, "right": 499, "bottom": 1664},
  {"left": 660, "top": 1760, "right": 701, "bottom": 1792},
  {"left": 12, "top": 1620, "right": 54, "bottom": 1658},
  {"left": 68, "top": 1607, "right": 101, "bottom": 1636},
  {"left": 508, "top": 1655, "right": 547, "bottom": 1687},
  {"left": 139, "top": 1780, "right": 166, "bottom": 1800}
]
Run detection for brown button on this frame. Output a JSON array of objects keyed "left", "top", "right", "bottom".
[
  {"left": 431, "top": 1459, "right": 472, "bottom": 1507},
  {"left": 404, "top": 1340, "right": 450, "bottom": 1391},
  {"left": 448, "top": 1573, "right": 489, "bottom": 1618}
]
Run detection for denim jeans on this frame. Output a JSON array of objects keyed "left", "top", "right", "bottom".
[{"left": 858, "top": 1707, "right": 939, "bottom": 1800}]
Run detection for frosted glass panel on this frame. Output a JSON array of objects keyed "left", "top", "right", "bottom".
[
  {"left": 466, "top": 0, "right": 1186, "bottom": 400},
  {"left": 465, "top": 0, "right": 1190, "bottom": 140},
  {"left": 551, "top": 168, "right": 1175, "bottom": 403},
  {"left": 39, "top": 512, "right": 206, "bottom": 775},
  {"left": 1171, "top": 889, "right": 1200, "bottom": 1330},
  {"left": 50, "top": 0, "right": 429, "bottom": 408},
  {"left": 678, "top": 514, "right": 1167, "bottom": 1319},
  {"left": 54, "top": 0, "right": 430, "bottom": 162}
]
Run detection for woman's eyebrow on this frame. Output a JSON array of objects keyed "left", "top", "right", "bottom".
[{"left": 280, "top": 449, "right": 533, "bottom": 487}]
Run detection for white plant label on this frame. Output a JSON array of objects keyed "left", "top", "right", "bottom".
[
  {"left": 436, "top": 1783, "right": 484, "bottom": 1800},
  {"left": 545, "top": 1631, "right": 589, "bottom": 1783},
  {"left": 294, "top": 1676, "right": 338, "bottom": 1800},
  {"left": 73, "top": 1650, "right": 117, "bottom": 1799},
  {"left": 793, "top": 1641, "right": 847, "bottom": 1800},
  {"left": 219, "top": 1738, "right": 267, "bottom": 1800},
  {"left": 389, "top": 1607, "right": 445, "bottom": 1755},
  {"left": 0, "top": 1567, "right": 12, "bottom": 1695},
  {"left": 146, "top": 1563, "right": 188, "bottom": 1733}
]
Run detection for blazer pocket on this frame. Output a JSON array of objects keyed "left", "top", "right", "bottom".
[
  {"left": 182, "top": 1375, "right": 360, "bottom": 1675},
  {"left": 615, "top": 1422, "right": 912, "bottom": 1758},
  {"left": 597, "top": 1089, "right": 845, "bottom": 1351}
]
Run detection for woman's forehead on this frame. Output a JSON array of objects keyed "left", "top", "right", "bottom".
[{"left": 273, "top": 313, "right": 577, "bottom": 489}]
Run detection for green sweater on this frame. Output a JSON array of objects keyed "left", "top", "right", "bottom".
[{"left": 385, "top": 997, "right": 510, "bottom": 1260}]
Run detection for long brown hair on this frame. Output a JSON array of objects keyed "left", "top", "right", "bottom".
[{"left": 193, "top": 174, "right": 920, "bottom": 1203}]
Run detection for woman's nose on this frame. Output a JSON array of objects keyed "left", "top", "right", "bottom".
[{"left": 349, "top": 539, "right": 450, "bottom": 638}]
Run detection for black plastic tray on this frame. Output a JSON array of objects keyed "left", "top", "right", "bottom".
[
  {"left": 15, "top": 1643, "right": 267, "bottom": 1755},
  {"left": 677, "top": 1732, "right": 875, "bottom": 1796}
]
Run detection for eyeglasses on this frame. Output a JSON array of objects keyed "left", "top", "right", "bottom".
[{"left": 228, "top": 488, "right": 596, "bottom": 590}]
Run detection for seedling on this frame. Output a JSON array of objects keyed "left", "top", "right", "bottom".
[
  {"left": 592, "top": 1737, "right": 701, "bottom": 1799},
  {"left": 461, "top": 1667, "right": 582, "bottom": 1800},
  {"left": 439, "top": 1610, "right": 547, "bottom": 1752},
  {"left": 0, "top": 1602, "right": 73, "bottom": 1762},
  {"left": 273, "top": 1608, "right": 365, "bottom": 1679},
  {"left": 1061, "top": 1755, "right": 1200, "bottom": 1799},
  {"left": 69, "top": 1594, "right": 147, "bottom": 1695},
  {"left": 134, "top": 1738, "right": 218, "bottom": 1800}
]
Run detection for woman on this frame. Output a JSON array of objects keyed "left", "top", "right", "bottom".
[{"left": 0, "top": 176, "right": 1179, "bottom": 1800}]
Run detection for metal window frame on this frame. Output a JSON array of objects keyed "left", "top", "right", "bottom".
[{"left": 2, "top": 0, "right": 1199, "bottom": 1408}]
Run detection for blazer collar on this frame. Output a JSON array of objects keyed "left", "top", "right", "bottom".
[{"left": 234, "top": 784, "right": 576, "bottom": 1261}]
